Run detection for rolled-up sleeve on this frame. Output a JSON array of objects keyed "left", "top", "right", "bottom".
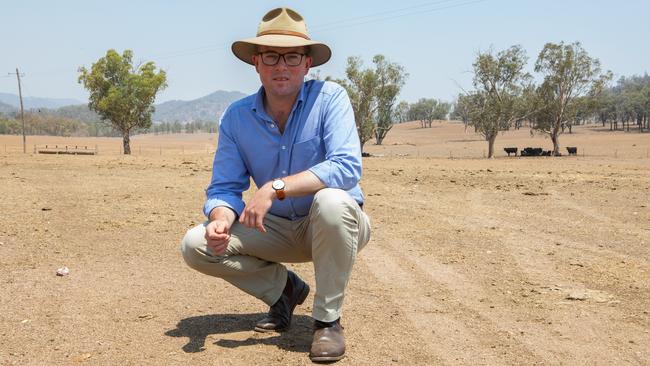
[
  {"left": 308, "top": 85, "right": 362, "bottom": 190},
  {"left": 203, "top": 110, "right": 250, "bottom": 218}
]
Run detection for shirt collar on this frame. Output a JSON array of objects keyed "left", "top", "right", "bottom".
[{"left": 251, "top": 82, "right": 307, "bottom": 121}]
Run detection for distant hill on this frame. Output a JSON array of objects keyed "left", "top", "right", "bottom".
[
  {"left": 45, "top": 104, "right": 103, "bottom": 123},
  {"left": 0, "top": 101, "right": 16, "bottom": 115},
  {"left": 0, "top": 92, "right": 83, "bottom": 109},
  {"left": 0, "top": 90, "right": 247, "bottom": 123},
  {"left": 153, "top": 90, "right": 247, "bottom": 122}
]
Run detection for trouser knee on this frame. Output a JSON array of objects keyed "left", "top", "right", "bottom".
[
  {"left": 310, "top": 188, "right": 359, "bottom": 227},
  {"left": 180, "top": 224, "right": 208, "bottom": 270}
]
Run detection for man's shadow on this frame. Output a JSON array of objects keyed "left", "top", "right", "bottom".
[{"left": 165, "top": 313, "right": 313, "bottom": 353}]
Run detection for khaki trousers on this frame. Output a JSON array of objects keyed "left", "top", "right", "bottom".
[{"left": 181, "top": 188, "right": 371, "bottom": 322}]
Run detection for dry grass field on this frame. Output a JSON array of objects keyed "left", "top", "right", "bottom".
[{"left": 1, "top": 121, "right": 649, "bottom": 365}]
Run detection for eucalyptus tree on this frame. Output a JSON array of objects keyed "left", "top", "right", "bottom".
[
  {"left": 373, "top": 55, "right": 408, "bottom": 145},
  {"left": 533, "top": 42, "right": 611, "bottom": 155},
  {"left": 408, "top": 98, "right": 450, "bottom": 128},
  {"left": 451, "top": 94, "right": 474, "bottom": 131},
  {"left": 78, "top": 49, "right": 167, "bottom": 154},
  {"left": 334, "top": 55, "right": 407, "bottom": 151},
  {"left": 392, "top": 101, "right": 410, "bottom": 124},
  {"left": 469, "top": 45, "right": 531, "bottom": 158}
]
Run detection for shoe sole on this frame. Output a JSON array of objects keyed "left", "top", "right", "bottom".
[
  {"left": 309, "top": 354, "right": 345, "bottom": 363},
  {"left": 253, "top": 282, "right": 310, "bottom": 333}
]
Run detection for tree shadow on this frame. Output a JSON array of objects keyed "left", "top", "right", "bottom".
[{"left": 165, "top": 313, "right": 313, "bottom": 354}]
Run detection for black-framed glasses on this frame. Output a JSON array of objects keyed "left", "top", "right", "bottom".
[{"left": 258, "top": 52, "right": 306, "bottom": 66}]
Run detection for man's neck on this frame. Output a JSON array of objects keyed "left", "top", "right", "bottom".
[{"left": 264, "top": 91, "right": 300, "bottom": 132}]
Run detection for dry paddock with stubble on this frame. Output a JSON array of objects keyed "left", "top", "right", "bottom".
[{"left": 1, "top": 122, "right": 649, "bottom": 365}]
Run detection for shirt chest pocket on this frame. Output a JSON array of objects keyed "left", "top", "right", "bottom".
[{"left": 291, "top": 136, "right": 323, "bottom": 172}]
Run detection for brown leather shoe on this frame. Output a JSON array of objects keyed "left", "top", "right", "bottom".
[
  {"left": 309, "top": 319, "right": 345, "bottom": 362},
  {"left": 254, "top": 271, "right": 309, "bottom": 333}
]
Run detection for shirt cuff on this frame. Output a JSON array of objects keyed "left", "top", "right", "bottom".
[{"left": 203, "top": 198, "right": 244, "bottom": 219}]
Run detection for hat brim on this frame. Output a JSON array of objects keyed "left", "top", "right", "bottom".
[{"left": 232, "top": 35, "right": 331, "bottom": 67}]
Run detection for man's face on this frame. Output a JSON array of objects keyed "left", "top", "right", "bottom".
[{"left": 252, "top": 46, "right": 312, "bottom": 99}]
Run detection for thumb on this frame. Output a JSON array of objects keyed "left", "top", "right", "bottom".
[{"left": 215, "top": 220, "right": 230, "bottom": 235}]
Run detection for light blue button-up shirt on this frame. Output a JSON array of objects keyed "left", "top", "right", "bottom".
[{"left": 203, "top": 80, "right": 364, "bottom": 220}]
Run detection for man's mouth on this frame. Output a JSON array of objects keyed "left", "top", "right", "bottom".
[{"left": 273, "top": 76, "right": 289, "bottom": 81}]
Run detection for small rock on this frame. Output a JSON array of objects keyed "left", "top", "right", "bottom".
[
  {"left": 566, "top": 291, "right": 588, "bottom": 301},
  {"left": 56, "top": 266, "right": 70, "bottom": 276},
  {"left": 42, "top": 207, "right": 52, "bottom": 211},
  {"left": 138, "top": 313, "right": 155, "bottom": 320},
  {"left": 73, "top": 353, "right": 92, "bottom": 362}
]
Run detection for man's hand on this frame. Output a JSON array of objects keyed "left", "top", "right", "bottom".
[
  {"left": 205, "top": 219, "right": 231, "bottom": 255},
  {"left": 205, "top": 207, "right": 236, "bottom": 255},
  {"left": 239, "top": 182, "right": 275, "bottom": 233}
]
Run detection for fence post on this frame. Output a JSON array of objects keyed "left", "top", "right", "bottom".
[
  {"left": 159, "top": 146, "right": 162, "bottom": 156},
  {"left": 614, "top": 149, "right": 618, "bottom": 158}
]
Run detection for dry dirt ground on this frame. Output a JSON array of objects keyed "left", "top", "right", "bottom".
[{"left": 1, "top": 122, "right": 649, "bottom": 365}]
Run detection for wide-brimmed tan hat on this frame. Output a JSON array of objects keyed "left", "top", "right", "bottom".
[{"left": 231, "top": 7, "right": 331, "bottom": 67}]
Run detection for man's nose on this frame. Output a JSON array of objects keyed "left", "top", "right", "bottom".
[{"left": 274, "top": 56, "right": 289, "bottom": 69}]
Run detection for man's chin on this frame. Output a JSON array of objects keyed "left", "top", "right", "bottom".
[{"left": 267, "top": 86, "right": 297, "bottom": 97}]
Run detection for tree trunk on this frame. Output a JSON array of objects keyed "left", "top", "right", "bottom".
[
  {"left": 487, "top": 134, "right": 496, "bottom": 158},
  {"left": 551, "top": 129, "right": 560, "bottom": 156},
  {"left": 122, "top": 131, "right": 131, "bottom": 155}
]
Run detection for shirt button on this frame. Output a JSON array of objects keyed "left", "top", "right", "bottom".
[
  {"left": 282, "top": 170, "right": 287, "bottom": 175},
  {"left": 281, "top": 145, "right": 286, "bottom": 150}
]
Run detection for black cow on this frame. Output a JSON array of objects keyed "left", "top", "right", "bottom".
[{"left": 504, "top": 147, "right": 518, "bottom": 156}]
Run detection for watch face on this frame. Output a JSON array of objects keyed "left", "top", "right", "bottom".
[{"left": 272, "top": 179, "right": 285, "bottom": 190}]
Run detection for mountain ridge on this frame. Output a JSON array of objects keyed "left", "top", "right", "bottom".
[
  {"left": 0, "top": 92, "right": 83, "bottom": 110},
  {"left": 0, "top": 90, "right": 248, "bottom": 123}
]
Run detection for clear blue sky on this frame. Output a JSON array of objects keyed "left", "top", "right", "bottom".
[{"left": 1, "top": 0, "right": 648, "bottom": 104}]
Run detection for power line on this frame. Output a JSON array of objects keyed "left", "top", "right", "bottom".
[
  {"left": 310, "top": 0, "right": 468, "bottom": 31},
  {"left": 312, "top": 0, "right": 487, "bottom": 34}
]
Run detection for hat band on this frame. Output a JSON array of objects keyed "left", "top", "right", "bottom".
[{"left": 257, "top": 29, "right": 311, "bottom": 40}]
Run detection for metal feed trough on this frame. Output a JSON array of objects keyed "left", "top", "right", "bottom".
[{"left": 35, "top": 145, "right": 97, "bottom": 155}]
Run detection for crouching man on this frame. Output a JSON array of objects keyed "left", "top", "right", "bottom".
[{"left": 181, "top": 7, "right": 371, "bottom": 362}]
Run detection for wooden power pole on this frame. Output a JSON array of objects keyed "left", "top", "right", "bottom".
[
  {"left": 16, "top": 68, "right": 26, "bottom": 153},
  {"left": 8, "top": 68, "right": 26, "bottom": 153}
]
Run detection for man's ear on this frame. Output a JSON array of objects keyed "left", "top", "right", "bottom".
[
  {"left": 304, "top": 56, "right": 313, "bottom": 71},
  {"left": 252, "top": 54, "right": 260, "bottom": 73}
]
